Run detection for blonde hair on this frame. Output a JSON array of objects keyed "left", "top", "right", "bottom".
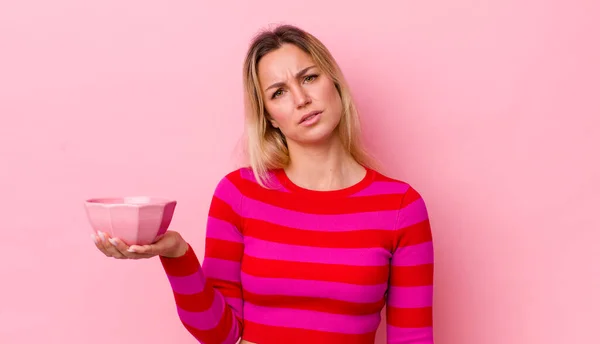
[{"left": 242, "top": 24, "right": 375, "bottom": 186}]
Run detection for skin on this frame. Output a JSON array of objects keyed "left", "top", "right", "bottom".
[
  {"left": 93, "top": 42, "right": 366, "bottom": 344},
  {"left": 258, "top": 43, "right": 366, "bottom": 191},
  {"left": 92, "top": 230, "right": 187, "bottom": 260}
]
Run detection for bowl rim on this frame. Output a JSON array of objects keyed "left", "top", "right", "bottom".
[{"left": 84, "top": 196, "right": 177, "bottom": 207}]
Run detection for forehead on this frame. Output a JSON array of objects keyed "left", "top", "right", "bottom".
[{"left": 257, "top": 44, "right": 315, "bottom": 82}]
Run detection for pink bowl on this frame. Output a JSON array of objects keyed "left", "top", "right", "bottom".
[{"left": 84, "top": 196, "right": 177, "bottom": 246}]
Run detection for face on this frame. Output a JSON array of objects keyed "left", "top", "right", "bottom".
[{"left": 257, "top": 43, "right": 343, "bottom": 145}]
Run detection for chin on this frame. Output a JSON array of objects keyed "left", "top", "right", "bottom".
[{"left": 293, "top": 125, "right": 339, "bottom": 146}]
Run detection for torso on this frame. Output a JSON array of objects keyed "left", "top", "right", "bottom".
[
  {"left": 233, "top": 168, "right": 399, "bottom": 343},
  {"left": 205, "top": 171, "right": 407, "bottom": 344}
]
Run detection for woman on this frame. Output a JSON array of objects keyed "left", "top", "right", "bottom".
[{"left": 93, "top": 24, "right": 435, "bottom": 344}]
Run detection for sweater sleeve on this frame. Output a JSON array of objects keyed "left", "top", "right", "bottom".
[
  {"left": 386, "top": 186, "right": 434, "bottom": 344},
  {"left": 160, "top": 173, "right": 245, "bottom": 344}
]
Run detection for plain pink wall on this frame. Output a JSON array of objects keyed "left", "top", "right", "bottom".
[{"left": 1, "top": 1, "right": 598, "bottom": 343}]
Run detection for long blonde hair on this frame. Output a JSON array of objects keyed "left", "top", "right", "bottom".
[{"left": 242, "top": 24, "right": 375, "bottom": 186}]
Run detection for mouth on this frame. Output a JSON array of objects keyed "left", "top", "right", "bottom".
[{"left": 299, "top": 110, "right": 322, "bottom": 124}]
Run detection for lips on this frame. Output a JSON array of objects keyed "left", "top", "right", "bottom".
[{"left": 299, "top": 110, "right": 322, "bottom": 124}]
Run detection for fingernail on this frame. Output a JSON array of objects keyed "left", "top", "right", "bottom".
[
  {"left": 108, "top": 238, "right": 118, "bottom": 246},
  {"left": 91, "top": 234, "right": 99, "bottom": 244},
  {"left": 98, "top": 231, "right": 105, "bottom": 241},
  {"left": 127, "top": 246, "right": 138, "bottom": 253}
]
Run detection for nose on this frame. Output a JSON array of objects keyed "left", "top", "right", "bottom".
[{"left": 292, "top": 85, "right": 311, "bottom": 108}]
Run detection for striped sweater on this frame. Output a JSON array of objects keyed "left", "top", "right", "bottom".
[{"left": 159, "top": 167, "right": 434, "bottom": 344}]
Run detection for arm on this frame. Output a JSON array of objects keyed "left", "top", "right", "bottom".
[
  {"left": 386, "top": 186, "right": 434, "bottom": 344},
  {"left": 160, "top": 174, "right": 245, "bottom": 344}
]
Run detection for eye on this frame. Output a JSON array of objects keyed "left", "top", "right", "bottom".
[
  {"left": 304, "top": 74, "right": 318, "bottom": 83},
  {"left": 272, "top": 89, "right": 284, "bottom": 99}
]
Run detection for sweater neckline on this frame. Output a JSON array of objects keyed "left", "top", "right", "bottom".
[{"left": 273, "top": 167, "right": 376, "bottom": 198}]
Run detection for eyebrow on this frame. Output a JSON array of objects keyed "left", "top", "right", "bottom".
[{"left": 264, "top": 65, "right": 317, "bottom": 92}]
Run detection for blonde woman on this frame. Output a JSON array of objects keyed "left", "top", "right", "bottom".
[{"left": 94, "top": 24, "right": 435, "bottom": 344}]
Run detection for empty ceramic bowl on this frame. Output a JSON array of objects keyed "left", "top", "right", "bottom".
[{"left": 84, "top": 196, "right": 177, "bottom": 246}]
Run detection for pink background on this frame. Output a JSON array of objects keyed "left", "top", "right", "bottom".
[{"left": 1, "top": 1, "right": 598, "bottom": 343}]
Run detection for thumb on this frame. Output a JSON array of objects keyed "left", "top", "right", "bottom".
[
  {"left": 127, "top": 242, "right": 162, "bottom": 256},
  {"left": 127, "top": 233, "right": 174, "bottom": 255}
]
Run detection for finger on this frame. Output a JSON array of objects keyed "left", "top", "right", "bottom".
[
  {"left": 91, "top": 233, "right": 109, "bottom": 256},
  {"left": 98, "top": 231, "right": 125, "bottom": 259},
  {"left": 127, "top": 244, "right": 157, "bottom": 256},
  {"left": 107, "top": 237, "right": 133, "bottom": 256},
  {"left": 108, "top": 237, "right": 153, "bottom": 259}
]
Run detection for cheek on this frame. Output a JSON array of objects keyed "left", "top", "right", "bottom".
[
  {"left": 318, "top": 79, "right": 340, "bottom": 103},
  {"left": 266, "top": 103, "right": 291, "bottom": 128},
  {"left": 324, "top": 84, "right": 343, "bottom": 115}
]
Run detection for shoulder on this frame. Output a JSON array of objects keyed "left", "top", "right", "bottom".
[
  {"left": 370, "top": 168, "right": 411, "bottom": 186},
  {"left": 211, "top": 167, "right": 282, "bottom": 212},
  {"left": 212, "top": 167, "right": 252, "bottom": 190},
  {"left": 215, "top": 167, "right": 268, "bottom": 186},
  {"left": 212, "top": 166, "right": 280, "bottom": 192},
  {"left": 368, "top": 168, "right": 427, "bottom": 206},
  {"left": 221, "top": 167, "right": 252, "bottom": 182},
  {"left": 208, "top": 168, "right": 254, "bottom": 212},
  {"left": 367, "top": 171, "right": 431, "bottom": 238},
  {"left": 369, "top": 168, "right": 418, "bottom": 193}
]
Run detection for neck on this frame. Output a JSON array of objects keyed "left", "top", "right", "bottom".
[{"left": 284, "top": 134, "right": 366, "bottom": 191}]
